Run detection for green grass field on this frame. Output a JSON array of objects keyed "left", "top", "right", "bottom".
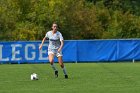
[{"left": 0, "top": 63, "right": 140, "bottom": 93}]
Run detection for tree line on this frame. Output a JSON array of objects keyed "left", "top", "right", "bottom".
[{"left": 0, "top": 0, "right": 140, "bottom": 41}]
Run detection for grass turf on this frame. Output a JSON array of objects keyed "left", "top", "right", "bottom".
[{"left": 0, "top": 63, "right": 140, "bottom": 93}]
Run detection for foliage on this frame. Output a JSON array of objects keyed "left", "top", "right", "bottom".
[{"left": 0, "top": 0, "right": 140, "bottom": 40}]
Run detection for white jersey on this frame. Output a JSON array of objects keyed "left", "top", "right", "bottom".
[{"left": 45, "top": 31, "right": 63, "bottom": 50}]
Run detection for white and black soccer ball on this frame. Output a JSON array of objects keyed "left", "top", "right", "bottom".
[{"left": 31, "top": 73, "right": 38, "bottom": 80}]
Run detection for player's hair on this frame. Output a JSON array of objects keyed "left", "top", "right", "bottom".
[
  {"left": 52, "top": 22, "right": 57, "bottom": 25},
  {"left": 51, "top": 22, "right": 60, "bottom": 29}
]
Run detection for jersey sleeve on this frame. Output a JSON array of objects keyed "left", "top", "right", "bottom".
[
  {"left": 59, "top": 32, "right": 64, "bottom": 41},
  {"left": 45, "top": 32, "right": 49, "bottom": 38}
]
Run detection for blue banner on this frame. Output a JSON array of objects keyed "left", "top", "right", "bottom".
[
  {"left": 0, "top": 40, "right": 140, "bottom": 63},
  {"left": 0, "top": 41, "right": 48, "bottom": 63}
]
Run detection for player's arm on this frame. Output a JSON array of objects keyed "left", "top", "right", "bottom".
[
  {"left": 58, "top": 32, "right": 64, "bottom": 52},
  {"left": 39, "top": 37, "right": 46, "bottom": 50},
  {"left": 58, "top": 40, "right": 64, "bottom": 53}
]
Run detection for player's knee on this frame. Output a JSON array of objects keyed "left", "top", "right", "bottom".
[
  {"left": 49, "top": 60, "right": 54, "bottom": 65},
  {"left": 60, "top": 64, "right": 64, "bottom": 68},
  {"left": 50, "top": 62, "right": 53, "bottom": 65}
]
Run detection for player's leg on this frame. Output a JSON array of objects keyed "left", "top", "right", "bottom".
[
  {"left": 48, "top": 52, "right": 58, "bottom": 77},
  {"left": 57, "top": 55, "right": 68, "bottom": 79}
]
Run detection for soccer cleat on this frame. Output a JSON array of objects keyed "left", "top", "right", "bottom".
[
  {"left": 65, "top": 75, "right": 68, "bottom": 79},
  {"left": 55, "top": 70, "right": 58, "bottom": 78}
]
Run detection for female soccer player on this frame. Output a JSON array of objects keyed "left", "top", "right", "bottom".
[{"left": 39, "top": 23, "right": 68, "bottom": 79}]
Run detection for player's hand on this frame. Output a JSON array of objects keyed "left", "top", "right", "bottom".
[
  {"left": 39, "top": 45, "right": 42, "bottom": 50},
  {"left": 58, "top": 48, "right": 61, "bottom": 53}
]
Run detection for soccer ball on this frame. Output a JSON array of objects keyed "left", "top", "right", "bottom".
[{"left": 31, "top": 73, "right": 38, "bottom": 80}]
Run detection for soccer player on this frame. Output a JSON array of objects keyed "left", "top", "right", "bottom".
[{"left": 39, "top": 22, "right": 68, "bottom": 79}]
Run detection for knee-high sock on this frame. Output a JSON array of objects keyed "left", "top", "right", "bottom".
[
  {"left": 62, "top": 66, "right": 67, "bottom": 75},
  {"left": 51, "top": 64, "right": 57, "bottom": 71}
]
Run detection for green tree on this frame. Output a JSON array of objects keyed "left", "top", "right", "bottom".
[{"left": 0, "top": 0, "right": 140, "bottom": 40}]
